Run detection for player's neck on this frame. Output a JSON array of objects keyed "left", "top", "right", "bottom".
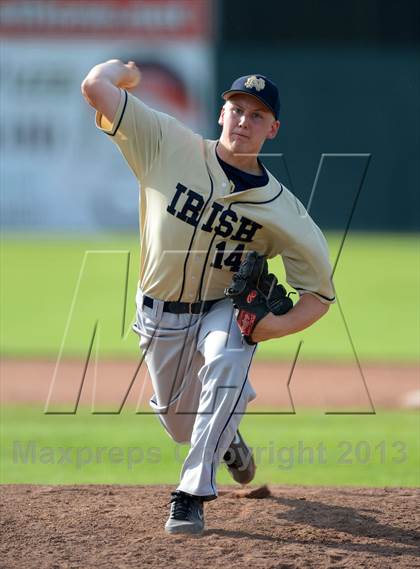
[{"left": 216, "top": 141, "right": 263, "bottom": 176}]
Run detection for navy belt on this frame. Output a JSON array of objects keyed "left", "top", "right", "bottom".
[{"left": 143, "top": 295, "right": 222, "bottom": 315}]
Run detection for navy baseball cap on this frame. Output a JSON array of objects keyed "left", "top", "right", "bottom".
[{"left": 222, "top": 74, "right": 280, "bottom": 119}]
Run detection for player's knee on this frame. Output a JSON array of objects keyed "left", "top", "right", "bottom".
[
  {"left": 170, "top": 432, "right": 190, "bottom": 444},
  {"left": 166, "top": 424, "right": 192, "bottom": 444},
  {"left": 162, "top": 413, "right": 194, "bottom": 444}
]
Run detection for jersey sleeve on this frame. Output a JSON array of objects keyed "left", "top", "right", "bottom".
[
  {"left": 95, "top": 89, "right": 169, "bottom": 181},
  {"left": 277, "top": 196, "right": 336, "bottom": 304}
]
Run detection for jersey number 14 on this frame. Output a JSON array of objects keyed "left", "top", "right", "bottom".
[{"left": 211, "top": 242, "right": 245, "bottom": 272}]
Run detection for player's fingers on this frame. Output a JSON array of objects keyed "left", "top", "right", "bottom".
[{"left": 127, "top": 62, "right": 141, "bottom": 80}]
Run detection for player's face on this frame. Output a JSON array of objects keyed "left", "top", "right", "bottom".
[{"left": 218, "top": 94, "right": 280, "bottom": 155}]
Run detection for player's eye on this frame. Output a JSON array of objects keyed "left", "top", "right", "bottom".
[{"left": 253, "top": 113, "right": 262, "bottom": 119}]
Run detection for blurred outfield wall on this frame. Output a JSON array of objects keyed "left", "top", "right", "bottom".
[{"left": 217, "top": 0, "right": 420, "bottom": 232}]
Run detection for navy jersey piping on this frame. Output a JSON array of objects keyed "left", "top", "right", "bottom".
[
  {"left": 295, "top": 287, "right": 335, "bottom": 302},
  {"left": 227, "top": 183, "right": 284, "bottom": 208},
  {"left": 177, "top": 165, "right": 215, "bottom": 302},
  {"left": 105, "top": 89, "right": 128, "bottom": 137},
  {"left": 197, "top": 232, "right": 217, "bottom": 300}
]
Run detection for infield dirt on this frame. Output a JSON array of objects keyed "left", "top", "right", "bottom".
[
  {"left": 1, "top": 484, "right": 419, "bottom": 568},
  {"left": 2, "top": 359, "right": 419, "bottom": 409}
]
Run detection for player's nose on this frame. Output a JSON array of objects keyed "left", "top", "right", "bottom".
[{"left": 238, "top": 113, "right": 249, "bottom": 128}]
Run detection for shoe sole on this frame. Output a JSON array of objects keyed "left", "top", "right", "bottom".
[
  {"left": 227, "top": 456, "right": 256, "bottom": 485},
  {"left": 225, "top": 432, "right": 256, "bottom": 484},
  {"left": 165, "top": 522, "right": 204, "bottom": 536}
]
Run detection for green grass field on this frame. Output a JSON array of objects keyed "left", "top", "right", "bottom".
[
  {"left": 1, "top": 406, "right": 418, "bottom": 487},
  {"left": 1, "top": 232, "right": 419, "bottom": 362}
]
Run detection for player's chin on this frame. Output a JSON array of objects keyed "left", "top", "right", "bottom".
[{"left": 230, "top": 138, "right": 252, "bottom": 154}]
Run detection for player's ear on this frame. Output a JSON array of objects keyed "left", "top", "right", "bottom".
[
  {"left": 266, "top": 119, "right": 280, "bottom": 140},
  {"left": 218, "top": 105, "right": 225, "bottom": 126}
]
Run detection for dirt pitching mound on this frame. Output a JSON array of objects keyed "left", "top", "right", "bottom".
[{"left": 1, "top": 485, "right": 418, "bottom": 568}]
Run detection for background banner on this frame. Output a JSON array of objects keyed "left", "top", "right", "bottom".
[{"left": 0, "top": 0, "right": 214, "bottom": 231}]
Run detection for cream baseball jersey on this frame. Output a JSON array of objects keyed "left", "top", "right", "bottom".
[{"left": 96, "top": 89, "right": 335, "bottom": 304}]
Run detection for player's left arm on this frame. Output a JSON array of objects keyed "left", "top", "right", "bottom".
[
  {"left": 251, "top": 293, "right": 329, "bottom": 343},
  {"left": 250, "top": 206, "right": 335, "bottom": 343}
]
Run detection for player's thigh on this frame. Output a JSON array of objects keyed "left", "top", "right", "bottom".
[
  {"left": 198, "top": 298, "right": 256, "bottom": 373},
  {"left": 134, "top": 306, "right": 201, "bottom": 405},
  {"left": 196, "top": 304, "right": 257, "bottom": 417}
]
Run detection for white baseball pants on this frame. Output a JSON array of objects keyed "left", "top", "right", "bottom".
[{"left": 133, "top": 289, "right": 256, "bottom": 498}]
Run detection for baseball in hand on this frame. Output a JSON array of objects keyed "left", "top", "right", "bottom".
[{"left": 119, "top": 61, "right": 141, "bottom": 90}]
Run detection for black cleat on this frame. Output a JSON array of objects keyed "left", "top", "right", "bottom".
[
  {"left": 165, "top": 490, "right": 205, "bottom": 535},
  {"left": 224, "top": 430, "right": 256, "bottom": 485}
]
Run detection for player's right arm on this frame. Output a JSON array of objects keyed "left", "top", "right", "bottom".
[
  {"left": 81, "top": 59, "right": 141, "bottom": 123},
  {"left": 82, "top": 59, "right": 194, "bottom": 183}
]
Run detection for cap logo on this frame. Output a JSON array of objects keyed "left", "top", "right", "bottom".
[{"left": 244, "top": 76, "right": 265, "bottom": 92}]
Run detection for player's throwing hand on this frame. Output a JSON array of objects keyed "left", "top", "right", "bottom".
[{"left": 117, "top": 61, "right": 141, "bottom": 90}]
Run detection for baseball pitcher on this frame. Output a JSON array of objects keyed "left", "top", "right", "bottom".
[{"left": 81, "top": 62, "right": 335, "bottom": 535}]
